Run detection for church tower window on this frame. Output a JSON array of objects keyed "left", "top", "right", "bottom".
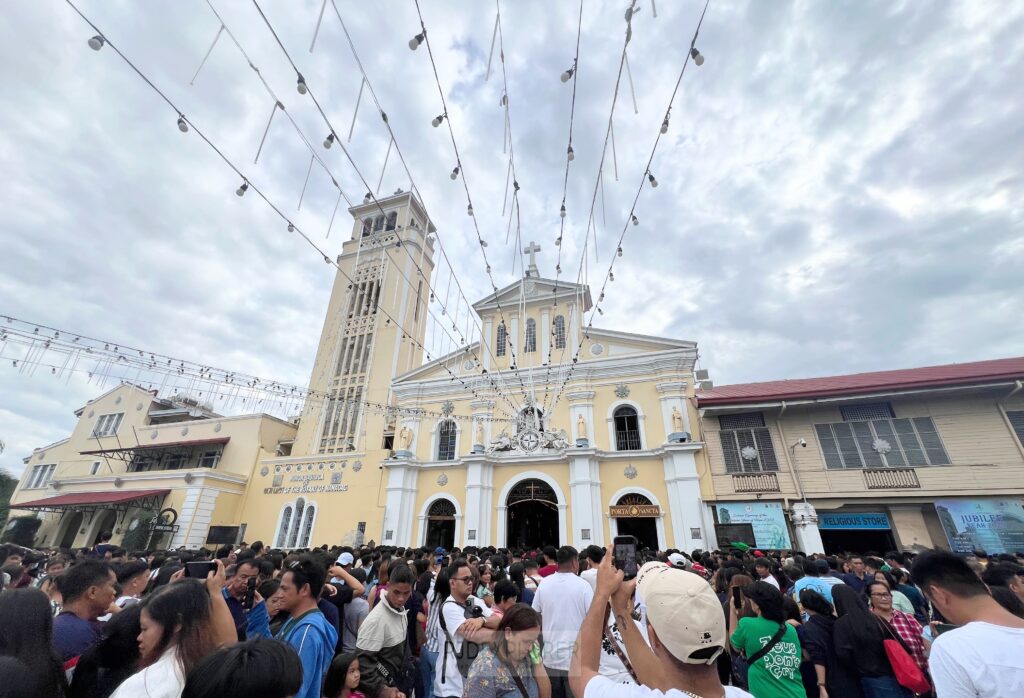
[
  {"left": 553, "top": 315, "right": 566, "bottom": 349},
  {"left": 361, "top": 218, "right": 373, "bottom": 236},
  {"left": 385, "top": 212, "right": 398, "bottom": 230},
  {"left": 496, "top": 323, "right": 507, "bottom": 357},
  {"left": 373, "top": 215, "right": 385, "bottom": 232},
  {"left": 524, "top": 319, "right": 537, "bottom": 353},
  {"left": 437, "top": 419, "right": 457, "bottom": 461}
]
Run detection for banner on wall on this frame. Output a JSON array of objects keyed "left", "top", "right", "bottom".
[
  {"left": 715, "top": 502, "right": 792, "bottom": 549},
  {"left": 935, "top": 499, "right": 1024, "bottom": 554}
]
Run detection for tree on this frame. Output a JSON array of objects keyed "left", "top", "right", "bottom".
[
  {"left": 1, "top": 516, "right": 41, "bottom": 547},
  {"left": 0, "top": 469, "right": 18, "bottom": 530}
]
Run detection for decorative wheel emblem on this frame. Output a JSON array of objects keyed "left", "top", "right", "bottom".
[
  {"left": 614, "top": 384, "right": 631, "bottom": 399},
  {"left": 624, "top": 464, "right": 638, "bottom": 480},
  {"left": 872, "top": 438, "right": 892, "bottom": 454},
  {"left": 741, "top": 446, "right": 759, "bottom": 461},
  {"left": 441, "top": 400, "right": 455, "bottom": 416},
  {"left": 519, "top": 428, "right": 541, "bottom": 453},
  {"left": 437, "top": 473, "right": 449, "bottom": 486}
]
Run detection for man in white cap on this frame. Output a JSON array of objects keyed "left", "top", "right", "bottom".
[{"left": 570, "top": 551, "right": 752, "bottom": 698}]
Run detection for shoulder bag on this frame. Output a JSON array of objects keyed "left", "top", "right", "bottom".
[
  {"left": 743, "top": 622, "right": 788, "bottom": 666},
  {"left": 874, "top": 615, "right": 931, "bottom": 695},
  {"left": 438, "top": 599, "right": 481, "bottom": 681}
]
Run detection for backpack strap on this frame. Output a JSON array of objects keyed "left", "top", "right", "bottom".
[{"left": 745, "top": 622, "right": 787, "bottom": 665}]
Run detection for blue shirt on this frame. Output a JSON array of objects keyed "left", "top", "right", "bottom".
[
  {"left": 791, "top": 575, "right": 846, "bottom": 604},
  {"left": 53, "top": 612, "right": 101, "bottom": 662},
  {"left": 276, "top": 609, "right": 338, "bottom": 698}
]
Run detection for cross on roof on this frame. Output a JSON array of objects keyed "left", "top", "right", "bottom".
[{"left": 523, "top": 241, "right": 541, "bottom": 277}]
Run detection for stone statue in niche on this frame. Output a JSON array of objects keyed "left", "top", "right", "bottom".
[
  {"left": 474, "top": 421, "right": 484, "bottom": 445},
  {"left": 576, "top": 414, "right": 587, "bottom": 440},
  {"left": 672, "top": 406, "right": 685, "bottom": 433},
  {"left": 398, "top": 425, "right": 414, "bottom": 450}
]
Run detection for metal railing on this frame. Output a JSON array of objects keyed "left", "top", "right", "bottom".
[
  {"left": 732, "top": 472, "right": 781, "bottom": 493},
  {"left": 863, "top": 468, "right": 920, "bottom": 489},
  {"left": 615, "top": 429, "right": 642, "bottom": 451}
]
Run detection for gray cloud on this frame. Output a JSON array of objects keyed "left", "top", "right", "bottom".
[{"left": 1, "top": 1, "right": 1022, "bottom": 474}]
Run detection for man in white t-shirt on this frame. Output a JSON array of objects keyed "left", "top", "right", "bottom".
[
  {"left": 570, "top": 552, "right": 753, "bottom": 698},
  {"left": 433, "top": 559, "right": 498, "bottom": 698},
  {"left": 532, "top": 545, "right": 594, "bottom": 698},
  {"left": 912, "top": 550, "right": 1024, "bottom": 697}
]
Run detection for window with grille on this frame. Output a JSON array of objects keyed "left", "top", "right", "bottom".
[
  {"left": 198, "top": 451, "right": 221, "bottom": 468},
  {"left": 287, "top": 499, "right": 306, "bottom": 548},
  {"left": 26, "top": 463, "right": 57, "bottom": 489},
  {"left": 524, "top": 319, "right": 537, "bottom": 353},
  {"left": 298, "top": 506, "right": 316, "bottom": 547},
  {"left": 840, "top": 403, "right": 895, "bottom": 421},
  {"left": 614, "top": 406, "right": 642, "bottom": 451},
  {"left": 496, "top": 323, "right": 507, "bottom": 356},
  {"left": 717, "top": 412, "right": 779, "bottom": 473},
  {"left": 91, "top": 461, "right": 101, "bottom": 475},
  {"left": 92, "top": 413, "right": 124, "bottom": 437},
  {"left": 814, "top": 416, "right": 950, "bottom": 468},
  {"left": 276, "top": 506, "right": 293, "bottom": 547},
  {"left": 1008, "top": 411, "right": 1024, "bottom": 447},
  {"left": 553, "top": 315, "right": 566, "bottom": 349},
  {"left": 437, "top": 420, "right": 457, "bottom": 461}
]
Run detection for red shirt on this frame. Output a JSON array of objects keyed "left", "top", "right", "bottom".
[{"left": 539, "top": 564, "right": 557, "bottom": 577}]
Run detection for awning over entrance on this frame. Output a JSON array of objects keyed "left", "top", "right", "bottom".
[{"left": 14, "top": 489, "right": 170, "bottom": 514}]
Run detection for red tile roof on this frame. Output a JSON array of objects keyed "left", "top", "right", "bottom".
[
  {"left": 15, "top": 489, "right": 170, "bottom": 509},
  {"left": 697, "top": 356, "right": 1024, "bottom": 406}
]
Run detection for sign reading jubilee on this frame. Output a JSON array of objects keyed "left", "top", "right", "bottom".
[{"left": 935, "top": 499, "right": 1024, "bottom": 554}]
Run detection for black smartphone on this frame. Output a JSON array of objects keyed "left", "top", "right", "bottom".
[
  {"left": 613, "top": 535, "right": 639, "bottom": 580},
  {"left": 242, "top": 576, "right": 257, "bottom": 610},
  {"left": 934, "top": 622, "right": 958, "bottom": 636},
  {"left": 732, "top": 586, "right": 743, "bottom": 609},
  {"left": 185, "top": 561, "right": 217, "bottom": 579}
]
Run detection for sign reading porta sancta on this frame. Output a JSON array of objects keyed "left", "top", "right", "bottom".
[
  {"left": 263, "top": 472, "right": 349, "bottom": 495},
  {"left": 610, "top": 504, "right": 661, "bottom": 518}
]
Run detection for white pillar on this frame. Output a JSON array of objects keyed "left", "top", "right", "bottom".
[
  {"left": 463, "top": 458, "right": 494, "bottom": 546},
  {"left": 661, "top": 444, "right": 708, "bottom": 550},
  {"left": 569, "top": 452, "right": 603, "bottom": 547},
  {"left": 791, "top": 501, "right": 825, "bottom": 555},
  {"left": 382, "top": 464, "right": 418, "bottom": 545}
]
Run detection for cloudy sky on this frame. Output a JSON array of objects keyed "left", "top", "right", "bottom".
[{"left": 1, "top": 1, "right": 1022, "bottom": 475}]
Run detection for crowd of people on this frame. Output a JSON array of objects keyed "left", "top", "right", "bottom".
[{"left": 1, "top": 536, "right": 1023, "bottom": 698}]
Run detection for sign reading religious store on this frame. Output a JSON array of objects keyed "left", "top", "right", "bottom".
[{"left": 264, "top": 472, "right": 349, "bottom": 495}]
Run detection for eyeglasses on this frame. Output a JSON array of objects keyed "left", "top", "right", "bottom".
[
  {"left": 452, "top": 576, "right": 474, "bottom": 584},
  {"left": 870, "top": 592, "right": 892, "bottom": 598}
]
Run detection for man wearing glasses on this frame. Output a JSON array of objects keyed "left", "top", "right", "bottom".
[
  {"left": 434, "top": 559, "right": 500, "bottom": 698},
  {"left": 222, "top": 559, "right": 269, "bottom": 640}
]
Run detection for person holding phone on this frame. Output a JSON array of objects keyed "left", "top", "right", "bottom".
[{"left": 222, "top": 559, "right": 269, "bottom": 641}]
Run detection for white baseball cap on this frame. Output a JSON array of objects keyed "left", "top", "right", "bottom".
[
  {"left": 667, "top": 552, "right": 689, "bottom": 569},
  {"left": 636, "top": 561, "right": 725, "bottom": 665},
  {"left": 336, "top": 552, "right": 355, "bottom": 566}
]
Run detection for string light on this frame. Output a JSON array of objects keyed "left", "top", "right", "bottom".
[
  {"left": 467, "top": 203, "right": 473, "bottom": 216},
  {"left": 690, "top": 47, "right": 705, "bottom": 66},
  {"left": 560, "top": 64, "right": 575, "bottom": 83},
  {"left": 287, "top": 222, "right": 295, "bottom": 232},
  {"left": 609, "top": 271, "right": 615, "bottom": 281},
  {"left": 88, "top": 34, "right": 104, "bottom": 50},
  {"left": 235, "top": 181, "right": 248, "bottom": 197},
  {"left": 617, "top": 246, "right": 623, "bottom": 257},
  {"left": 431, "top": 113, "right": 446, "bottom": 128},
  {"left": 556, "top": 263, "right": 561, "bottom": 273},
  {"left": 648, "top": 172, "right": 659, "bottom": 188},
  {"left": 631, "top": 214, "right": 639, "bottom": 226},
  {"left": 296, "top": 74, "right": 308, "bottom": 94},
  {"left": 323, "top": 132, "right": 335, "bottom": 149},
  {"left": 408, "top": 32, "right": 425, "bottom": 50},
  {"left": 661, "top": 116, "right": 670, "bottom": 134},
  {"left": 567, "top": 145, "right": 575, "bottom": 161},
  {"left": 560, "top": 203, "right": 566, "bottom": 218},
  {"left": 449, "top": 165, "right": 460, "bottom": 180},
  {"left": 176, "top": 115, "right": 188, "bottom": 133}
]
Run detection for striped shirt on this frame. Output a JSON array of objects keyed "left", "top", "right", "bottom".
[{"left": 425, "top": 592, "right": 444, "bottom": 653}]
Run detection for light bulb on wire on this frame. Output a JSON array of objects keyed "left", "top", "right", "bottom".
[
  {"left": 467, "top": 203, "right": 474, "bottom": 216},
  {"left": 690, "top": 47, "right": 704, "bottom": 66},
  {"left": 560, "top": 204, "right": 566, "bottom": 219},
  {"left": 567, "top": 145, "right": 575, "bottom": 161},
  {"left": 236, "top": 181, "right": 248, "bottom": 197},
  {"left": 324, "top": 133, "right": 335, "bottom": 149},
  {"left": 408, "top": 32, "right": 425, "bottom": 50},
  {"left": 610, "top": 271, "right": 615, "bottom": 281},
  {"left": 432, "top": 113, "right": 446, "bottom": 128},
  {"left": 631, "top": 215, "right": 639, "bottom": 226},
  {"left": 296, "top": 74, "right": 308, "bottom": 94},
  {"left": 648, "top": 172, "right": 659, "bottom": 188},
  {"left": 88, "top": 35, "right": 105, "bottom": 51},
  {"left": 617, "top": 246, "right": 623, "bottom": 257},
  {"left": 287, "top": 222, "right": 295, "bottom": 232},
  {"left": 177, "top": 115, "right": 188, "bottom": 133},
  {"left": 560, "top": 64, "right": 575, "bottom": 83},
  {"left": 661, "top": 118, "right": 670, "bottom": 134},
  {"left": 450, "top": 165, "right": 460, "bottom": 180}
]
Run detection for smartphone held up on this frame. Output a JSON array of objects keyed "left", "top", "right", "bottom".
[{"left": 613, "top": 535, "right": 639, "bottom": 580}]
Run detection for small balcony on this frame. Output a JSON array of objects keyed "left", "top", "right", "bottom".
[
  {"left": 863, "top": 468, "right": 920, "bottom": 490},
  {"left": 732, "top": 472, "right": 781, "bottom": 493}
]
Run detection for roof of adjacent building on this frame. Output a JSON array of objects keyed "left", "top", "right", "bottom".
[{"left": 697, "top": 356, "right": 1024, "bottom": 406}]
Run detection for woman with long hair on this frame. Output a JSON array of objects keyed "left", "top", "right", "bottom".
[
  {"left": 110, "top": 562, "right": 237, "bottom": 698},
  {"left": 69, "top": 604, "right": 143, "bottom": 698},
  {"left": 797, "top": 589, "right": 863, "bottom": 698},
  {"left": 0, "top": 588, "right": 67, "bottom": 697},
  {"left": 866, "top": 580, "right": 928, "bottom": 676},
  {"left": 723, "top": 573, "right": 755, "bottom": 689},
  {"left": 464, "top": 604, "right": 543, "bottom": 698},
  {"left": 833, "top": 584, "right": 909, "bottom": 698},
  {"left": 729, "top": 581, "right": 804, "bottom": 698}
]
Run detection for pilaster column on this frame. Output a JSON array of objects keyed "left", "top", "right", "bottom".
[
  {"left": 791, "top": 502, "right": 825, "bottom": 555},
  {"left": 567, "top": 391, "right": 595, "bottom": 447},
  {"left": 661, "top": 443, "right": 708, "bottom": 550},
  {"left": 568, "top": 450, "right": 603, "bottom": 547},
  {"left": 463, "top": 456, "right": 495, "bottom": 547},
  {"left": 382, "top": 463, "right": 419, "bottom": 545},
  {"left": 470, "top": 399, "right": 494, "bottom": 452}
]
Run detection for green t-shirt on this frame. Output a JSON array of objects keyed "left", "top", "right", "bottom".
[{"left": 730, "top": 616, "right": 804, "bottom": 698}]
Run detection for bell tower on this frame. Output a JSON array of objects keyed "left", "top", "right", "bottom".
[{"left": 291, "top": 190, "right": 436, "bottom": 457}]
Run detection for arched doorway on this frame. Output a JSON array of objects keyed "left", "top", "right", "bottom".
[
  {"left": 58, "top": 512, "right": 84, "bottom": 549},
  {"left": 425, "top": 499, "right": 457, "bottom": 550},
  {"left": 506, "top": 479, "right": 558, "bottom": 549},
  {"left": 90, "top": 510, "right": 117, "bottom": 546},
  {"left": 613, "top": 493, "right": 659, "bottom": 551}
]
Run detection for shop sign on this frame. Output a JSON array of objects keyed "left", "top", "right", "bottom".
[
  {"left": 935, "top": 499, "right": 1024, "bottom": 554},
  {"left": 716, "top": 502, "right": 792, "bottom": 549},
  {"left": 819, "top": 513, "right": 891, "bottom": 530},
  {"left": 610, "top": 504, "right": 661, "bottom": 518}
]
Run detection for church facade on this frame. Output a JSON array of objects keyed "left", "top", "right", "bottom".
[{"left": 237, "top": 191, "right": 716, "bottom": 551}]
